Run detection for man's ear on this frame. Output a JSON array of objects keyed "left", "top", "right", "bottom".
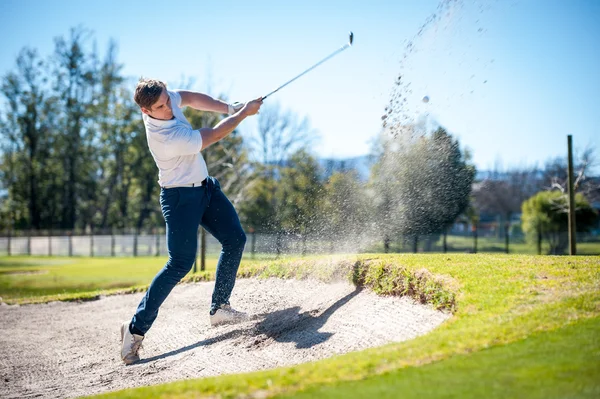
[{"left": 141, "top": 107, "right": 151, "bottom": 115}]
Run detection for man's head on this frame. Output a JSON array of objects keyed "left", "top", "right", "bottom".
[{"left": 134, "top": 78, "right": 173, "bottom": 120}]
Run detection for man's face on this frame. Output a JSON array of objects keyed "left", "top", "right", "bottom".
[{"left": 142, "top": 89, "right": 173, "bottom": 120}]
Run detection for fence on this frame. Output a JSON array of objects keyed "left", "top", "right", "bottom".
[
  {"left": 0, "top": 231, "right": 379, "bottom": 257},
  {"left": 0, "top": 229, "right": 598, "bottom": 256}
]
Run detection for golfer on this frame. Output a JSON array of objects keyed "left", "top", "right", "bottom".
[{"left": 121, "top": 78, "right": 263, "bottom": 364}]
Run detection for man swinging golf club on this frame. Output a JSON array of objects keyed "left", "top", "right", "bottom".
[{"left": 121, "top": 78, "right": 263, "bottom": 365}]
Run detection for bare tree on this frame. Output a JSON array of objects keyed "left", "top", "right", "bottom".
[
  {"left": 472, "top": 167, "right": 542, "bottom": 253},
  {"left": 252, "top": 103, "right": 316, "bottom": 170},
  {"left": 545, "top": 147, "right": 597, "bottom": 197}
]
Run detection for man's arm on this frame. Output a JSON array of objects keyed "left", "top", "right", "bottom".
[
  {"left": 199, "top": 97, "right": 263, "bottom": 150},
  {"left": 178, "top": 90, "right": 230, "bottom": 114}
]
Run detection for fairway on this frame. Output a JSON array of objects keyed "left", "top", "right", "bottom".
[
  {"left": 0, "top": 256, "right": 270, "bottom": 304},
  {"left": 281, "top": 316, "right": 600, "bottom": 399}
]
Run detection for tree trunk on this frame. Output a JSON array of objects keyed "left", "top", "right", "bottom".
[
  {"left": 383, "top": 235, "right": 390, "bottom": 253},
  {"left": 504, "top": 213, "right": 511, "bottom": 254},
  {"left": 201, "top": 227, "right": 206, "bottom": 272},
  {"left": 537, "top": 222, "right": 542, "bottom": 255},
  {"left": 443, "top": 230, "right": 447, "bottom": 253}
]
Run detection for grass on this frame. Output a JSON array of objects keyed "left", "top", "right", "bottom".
[
  {"left": 280, "top": 316, "right": 600, "bottom": 399},
  {"left": 367, "top": 235, "right": 600, "bottom": 255},
  {"left": 2, "top": 254, "right": 599, "bottom": 398},
  {"left": 0, "top": 255, "right": 273, "bottom": 304},
  {"left": 83, "top": 253, "right": 600, "bottom": 399}
]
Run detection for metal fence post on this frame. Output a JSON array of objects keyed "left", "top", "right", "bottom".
[
  {"left": 111, "top": 229, "right": 116, "bottom": 257},
  {"left": 68, "top": 231, "right": 73, "bottom": 257},
  {"left": 155, "top": 230, "right": 160, "bottom": 257}
]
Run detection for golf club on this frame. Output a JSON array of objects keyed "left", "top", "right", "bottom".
[{"left": 262, "top": 32, "right": 354, "bottom": 100}]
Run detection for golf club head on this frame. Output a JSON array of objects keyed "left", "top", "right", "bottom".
[{"left": 349, "top": 32, "right": 354, "bottom": 46}]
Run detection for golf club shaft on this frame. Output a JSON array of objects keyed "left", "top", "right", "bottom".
[{"left": 263, "top": 43, "right": 351, "bottom": 100}]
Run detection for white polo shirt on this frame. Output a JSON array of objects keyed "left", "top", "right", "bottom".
[{"left": 142, "top": 90, "right": 209, "bottom": 187}]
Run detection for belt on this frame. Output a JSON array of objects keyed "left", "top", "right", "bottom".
[{"left": 162, "top": 178, "right": 208, "bottom": 189}]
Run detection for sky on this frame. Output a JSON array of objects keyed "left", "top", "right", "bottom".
[{"left": 2, "top": 0, "right": 599, "bottom": 173}]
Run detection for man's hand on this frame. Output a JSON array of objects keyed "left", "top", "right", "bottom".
[
  {"left": 240, "top": 97, "right": 263, "bottom": 116},
  {"left": 200, "top": 97, "right": 264, "bottom": 150}
]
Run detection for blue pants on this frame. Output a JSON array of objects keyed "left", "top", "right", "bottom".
[{"left": 131, "top": 177, "right": 246, "bottom": 334}]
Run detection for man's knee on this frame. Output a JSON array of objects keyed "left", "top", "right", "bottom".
[
  {"left": 166, "top": 252, "right": 196, "bottom": 274},
  {"left": 239, "top": 230, "right": 247, "bottom": 247},
  {"left": 224, "top": 229, "right": 246, "bottom": 250}
]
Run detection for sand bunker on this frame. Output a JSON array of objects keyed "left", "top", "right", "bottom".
[{"left": 0, "top": 278, "right": 450, "bottom": 398}]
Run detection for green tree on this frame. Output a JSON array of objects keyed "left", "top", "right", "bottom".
[
  {"left": 0, "top": 48, "right": 60, "bottom": 230},
  {"left": 521, "top": 191, "right": 598, "bottom": 254},
  {"left": 321, "top": 170, "right": 371, "bottom": 252},
  {"left": 472, "top": 167, "right": 542, "bottom": 253},
  {"left": 238, "top": 174, "right": 278, "bottom": 234},
  {"left": 52, "top": 27, "right": 98, "bottom": 229},
  {"left": 276, "top": 150, "right": 324, "bottom": 255},
  {"left": 370, "top": 126, "right": 474, "bottom": 252}
]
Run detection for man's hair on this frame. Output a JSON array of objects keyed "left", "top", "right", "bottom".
[{"left": 134, "top": 78, "right": 167, "bottom": 110}]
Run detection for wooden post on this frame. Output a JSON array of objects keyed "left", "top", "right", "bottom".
[
  {"left": 567, "top": 135, "right": 577, "bottom": 255},
  {"left": 201, "top": 227, "right": 206, "bottom": 272},
  {"left": 193, "top": 228, "right": 199, "bottom": 273},
  {"left": 250, "top": 228, "right": 256, "bottom": 259},
  {"left": 505, "top": 220, "right": 510, "bottom": 254},
  {"left": 111, "top": 229, "right": 116, "bottom": 257},
  {"left": 537, "top": 221, "right": 542, "bottom": 255},
  {"left": 443, "top": 229, "right": 447, "bottom": 253},
  {"left": 155, "top": 229, "right": 160, "bottom": 257},
  {"left": 133, "top": 229, "right": 138, "bottom": 257}
]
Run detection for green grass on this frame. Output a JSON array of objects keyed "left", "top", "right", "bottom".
[
  {"left": 82, "top": 253, "right": 600, "bottom": 399},
  {"left": 367, "top": 235, "right": 600, "bottom": 255},
  {"left": 280, "top": 316, "right": 600, "bottom": 399},
  {"left": 0, "top": 255, "right": 272, "bottom": 304}
]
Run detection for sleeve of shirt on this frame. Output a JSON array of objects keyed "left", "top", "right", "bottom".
[
  {"left": 169, "top": 90, "right": 182, "bottom": 108},
  {"left": 164, "top": 125, "right": 203, "bottom": 157}
]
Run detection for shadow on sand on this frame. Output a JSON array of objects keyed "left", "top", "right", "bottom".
[{"left": 134, "top": 287, "right": 362, "bottom": 365}]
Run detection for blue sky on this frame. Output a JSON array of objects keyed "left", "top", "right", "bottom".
[{"left": 2, "top": 0, "right": 599, "bottom": 173}]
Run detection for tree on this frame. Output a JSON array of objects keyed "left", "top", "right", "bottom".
[
  {"left": 52, "top": 27, "right": 98, "bottom": 229},
  {"left": 472, "top": 167, "right": 542, "bottom": 253},
  {"left": 252, "top": 102, "right": 315, "bottom": 172},
  {"left": 370, "top": 126, "right": 474, "bottom": 252},
  {"left": 521, "top": 191, "right": 598, "bottom": 254},
  {"left": 321, "top": 169, "right": 371, "bottom": 252},
  {"left": 369, "top": 134, "right": 399, "bottom": 253},
  {"left": 238, "top": 175, "right": 278, "bottom": 234},
  {"left": 0, "top": 48, "right": 61, "bottom": 230},
  {"left": 239, "top": 104, "right": 316, "bottom": 254},
  {"left": 276, "top": 150, "right": 324, "bottom": 255}
]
